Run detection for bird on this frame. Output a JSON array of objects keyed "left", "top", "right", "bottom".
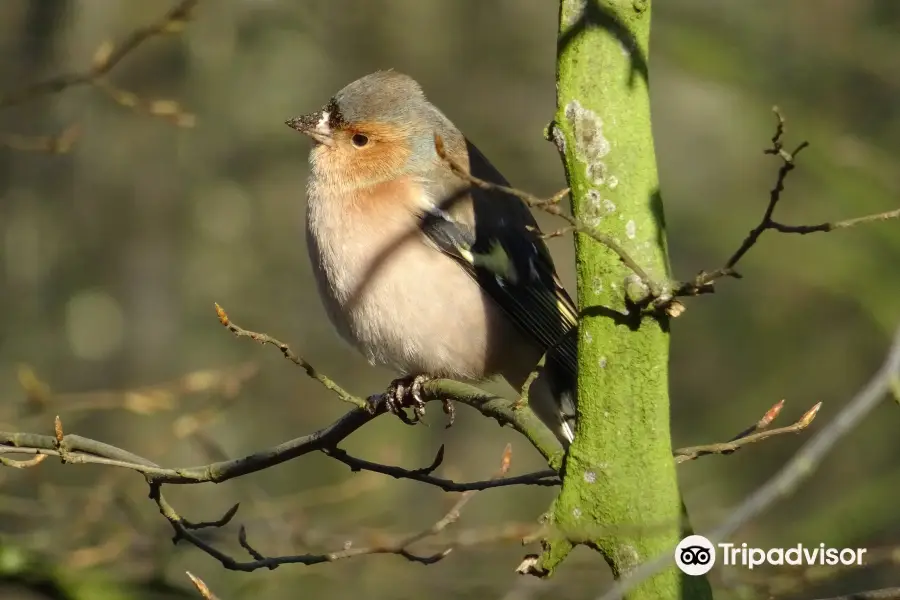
[{"left": 286, "top": 70, "right": 580, "bottom": 446}]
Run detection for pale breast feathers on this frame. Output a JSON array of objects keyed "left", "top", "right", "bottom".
[{"left": 305, "top": 176, "right": 514, "bottom": 379}]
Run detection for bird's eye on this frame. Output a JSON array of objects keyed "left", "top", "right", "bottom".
[{"left": 351, "top": 133, "right": 369, "bottom": 148}]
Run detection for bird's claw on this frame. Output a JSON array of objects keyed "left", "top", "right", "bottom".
[
  {"left": 441, "top": 397, "right": 456, "bottom": 428},
  {"left": 382, "top": 374, "right": 432, "bottom": 425},
  {"left": 375, "top": 375, "right": 455, "bottom": 428}
]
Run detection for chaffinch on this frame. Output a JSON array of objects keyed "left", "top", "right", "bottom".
[{"left": 286, "top": 71, "right": 579, "bottom": 446}]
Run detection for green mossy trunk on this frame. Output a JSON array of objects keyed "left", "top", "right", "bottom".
[{"left": 539, "top": 2, "right": 712, "bottom": 598}]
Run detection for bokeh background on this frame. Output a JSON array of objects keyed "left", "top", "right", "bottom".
[{"left": 1, "top": 1, "right": 898, "bottom": 599}]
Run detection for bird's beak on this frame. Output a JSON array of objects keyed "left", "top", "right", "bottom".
[{"left": 285, "top": 109, "right": 334, "bottom": 146}]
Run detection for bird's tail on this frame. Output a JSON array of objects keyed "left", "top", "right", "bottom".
[
  {"left": 528, "top": 353, "right": 577, "bottom": 446},
  {"left": 518, "top": 329, "right": 578, "bottom": 447}
]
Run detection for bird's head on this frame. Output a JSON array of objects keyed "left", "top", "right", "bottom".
[{"left": 286, "top": 71, "right": 452, "bottom": 191}]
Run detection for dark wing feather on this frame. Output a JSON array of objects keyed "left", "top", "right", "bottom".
[{"left": 419, "top": 139, "right": 578, "bottom": 376}]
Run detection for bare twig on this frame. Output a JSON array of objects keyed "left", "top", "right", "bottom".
[
  {"left": 0, "top": 307, "right": 827, "bottom": 578},
  {"left": 0, "top": 0, "right": 198, "bottom": 153},
  {"left": 529, "top": 224, "right": 576, "bottom": 240},
  {"left": 16, "top": 361, "right": 258, "bottom": 416},
  {"left": 0, "top": 374, "right": 563, "bottom": 571},
  {"left": 598, "top": 325, "right": 900, "bottom": 600},
  {"left": 321, "top": 444, "right": 517, "bottom": 565},
  {"left": 93, "top": 78, "right": 195, "bottom": 127},
  {"left": 0, "top": 125, "right": 81, "bottom": 153},
  {"left": 674, "top": 400, "right": 821, "bottom": 464},
  {"left": 214, "top": 303, "right": 367, "bottom": 410},
  {"left": 0, "top": 0, "right": 200, "bottom": 109},
  {"left": 674, "top": 108, "right": 900, "bottom": 298},
  {"left": 0, "top": 454, "right": 47, "bottom": 469},
  {"left": 150, "top": 445, "right": 518, "bottom": 571},
  {"left": 324, "top": 446, "right": 559, "bottom": 491},
  {"left": 0, "top": 380, "right": 551, "bottom": 485}
]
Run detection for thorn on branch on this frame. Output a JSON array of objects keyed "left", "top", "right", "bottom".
[
  {"left": 412, "top": 444, "right": 445, "bottom": 476},
  {"left": 238, "top": 526, "right": 271, "bottom": 567},
  {"left": 183, "top": 503, "right": 241, "bottom": 530}
]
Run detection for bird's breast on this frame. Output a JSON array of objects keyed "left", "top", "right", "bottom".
[{"left": 304, "top": 177, "right": 530, "bottom": 380}]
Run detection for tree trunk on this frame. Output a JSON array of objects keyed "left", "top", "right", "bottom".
[{"left": 539, "top": 1, "right": 712, "bottom": 598}]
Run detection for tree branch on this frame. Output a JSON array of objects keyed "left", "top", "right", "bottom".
[
  {"left": 211, "top": 305, "right": 565, "bottom": 466},
  {"left": 0, "top": 308, "right": 829, "bottom": 580},
  {"left": 148, "top": 445, "right": 517, "bottom": 571},
  {"left": 324, "top": 446, "right": 559, "bottom": 491},
  {"left": 674, "top": 399, "right": 821, "bottom": 464},
  {"left": 674, "top": 107, "right": 900, "bottom": 298},
  {"left": 214, "top": 303, "right": 367, "bottom": 410},
  {"left": 0, "top": 382, "right": 553, "bottom": 486},
  {"left": 0, "top": 0, "right": 200, "bottom": 109},
  {"left": 0, "top": 0, "right": 199, "bottom": 149}
]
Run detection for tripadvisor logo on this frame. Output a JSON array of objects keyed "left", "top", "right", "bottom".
[{"left": 675, "top": 536, "right": 867, "bottom": 575}]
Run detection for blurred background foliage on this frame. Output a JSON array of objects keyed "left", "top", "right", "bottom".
[{"left": 0, "top": 1, "right": 898, "bottom": 599}]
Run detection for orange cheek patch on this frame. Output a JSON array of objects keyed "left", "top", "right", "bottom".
[
  {"left": 314, "top": 122, "right": 413, "bottom": 192},
  {"left": 312, "top": 121, "right": 419, "bottom": 213},
  {"left": 343, "top": 121, "right": 412, "bottom": 184}
]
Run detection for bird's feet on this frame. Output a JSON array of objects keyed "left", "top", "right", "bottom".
[
  {"left": 382, "top": 374, "right": 431, "bottom": 424},
  {"left": 366, "top": 374, "right": 456, "bottom": 427}
]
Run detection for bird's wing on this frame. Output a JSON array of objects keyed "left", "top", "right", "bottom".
[{"left": 419, "top": 138, "right": 578, "bottom": 375}]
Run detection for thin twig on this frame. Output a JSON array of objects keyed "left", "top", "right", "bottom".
[
  {"left": 0, "top": 0, "right": 200, "bottom": 109},
  {"left": 152, "top": 445, "right": 518, "bottom": 571},
  {"left": 674, "top": 107, "right": 900, "bottom": 298},
  {"left": 0, "top": 125, "right": 81, "bottom": 153},
  {"left": 214, "top": 303, "right": 367, "bottom": 410},
  {"left": 0, "top": 454, "right": 47, "bottom": 469},
  {"left": 0, "top": 380, "right": 551, "bottom": 485},
  {"left": 17, "top": 361, "right": 258, "bottom": 416},
  {"left": 674, "top": 400, "right": 821, "bottom": 464},
  {"left": 324, "top": 446, "right": 559, "bottom": 491}
]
